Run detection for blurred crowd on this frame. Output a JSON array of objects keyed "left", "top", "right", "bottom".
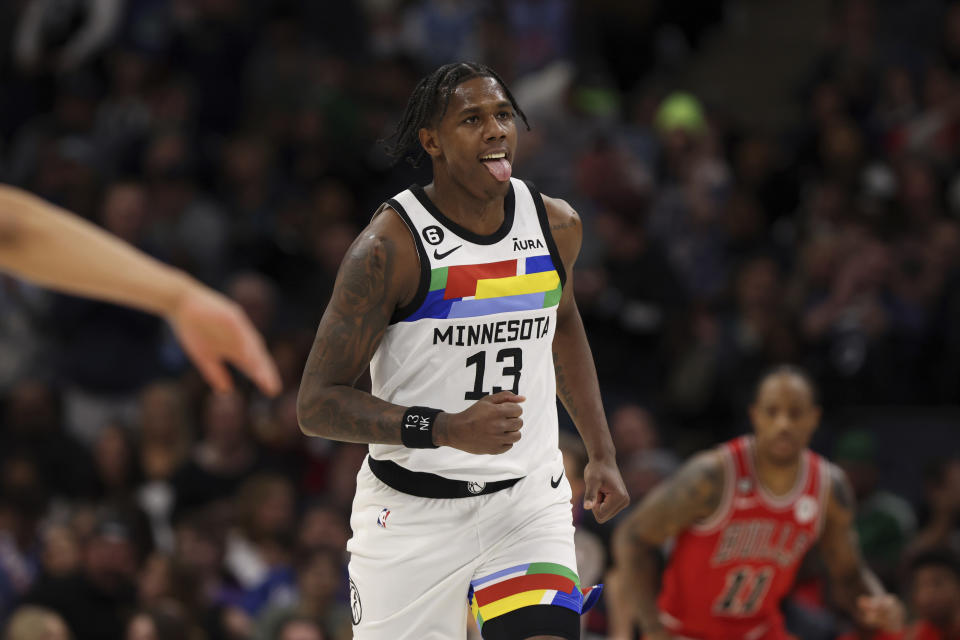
[{"left": 0, "top": 0, "right": 959, "bottom": 638}]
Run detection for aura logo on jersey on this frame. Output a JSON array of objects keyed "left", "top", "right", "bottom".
[
  {"left": 512, "top": 237, "right": 545, "bottom": 251},
  {"left": 405, "top": 254, "right": 561, "bottom": 322}
]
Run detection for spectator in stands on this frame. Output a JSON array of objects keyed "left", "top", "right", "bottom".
[
  {"left": 272, "top": 616, "right": 326, "bottom": 640},
  {"left": 137, "top": 381, "right": 192, "bottom": 553},
  {"left": 125, "top": 606, "right": 199, "bottom": 640},
  {"left": 254, "top": 547, "right": 349, "bottom": 640},
  {"left": 910, "top": 458, "right": 960, "bottom": 554},
  {"left": 170, "top": 391, "right": 262, "bottom": 518},
  {"left": 904, "top": 548, "right": 960, "bottom": 638},
  {"left": 0, "top": 380, "right": 93, "bottom": 502},
  {"left": 24, "top": 509, "right": 138, "bottom": 640},
  {"left": 90, "top": 422, "right": 142, "bottom": 504},
  {"left": 834, "top": 429, "right": 916, "bottom": 588},
  {"left": 3, "top": 605, "right": 70, "bottom": 640},
  {"left": 295, "top": 504, "right": 350, "bottom": 557},
  {"left": 222, "top": 474, "right": 297, "bottom": 618},
  {"left": 838, "top": 548, "right": 960, "bottom": 640}
]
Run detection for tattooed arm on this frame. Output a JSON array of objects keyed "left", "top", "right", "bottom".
[
  {"left": 611, "top": 451, "right": 726, "bottom": 638},
  {"left": 820, "top": 463, "right": 904, "bottom": 631},
  {"left": 544, "top": 195, "right": 628, "bottom": 523},
  {"left": 296, "top": 208, "right": 413, "bottom": 444},
  {"left": 297, "top": 208, "right": 525, "bottom": 454}
]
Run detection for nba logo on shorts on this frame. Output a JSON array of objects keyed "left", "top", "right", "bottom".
[
  {"left": 377, "top": 508, "right": 390, "bottom": 528},
  {"left": 467, "top": 481, "right": 486, "bottom": 495}
]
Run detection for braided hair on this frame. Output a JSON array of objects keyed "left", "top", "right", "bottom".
[{"left": 383, "top": 62, "right": 529, "bottom": 167}]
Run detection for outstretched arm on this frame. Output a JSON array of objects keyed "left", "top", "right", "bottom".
[
  {"left": 545, "top": 195, "right": 629, "bottom": 523},
  {"left": 820, "top": 463, "right": 904, "bottom": 632},
  {"left": 0, "top": 184, "right": 280, "bottom": 396},
  {"left": 611, "top": 451, "right": 726, "bottom": 639},
  {"left": 296, "top": 208, "right": 526, "bottom": 454}
]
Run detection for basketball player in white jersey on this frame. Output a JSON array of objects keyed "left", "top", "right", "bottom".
[
  {"left": 297, "top": 62, "right": 629, "bottom": 639},
  {"left": 0, "top": 183, "right": 280, "bottom": 396}
]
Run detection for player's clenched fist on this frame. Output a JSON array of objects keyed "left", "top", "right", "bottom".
[{"left": 434, "top": 391, "right": 525, "bottom": 454}]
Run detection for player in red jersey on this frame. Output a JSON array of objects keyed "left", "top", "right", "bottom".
[{"left": 610, "top": 366, "right": 903, "bottom": 640}]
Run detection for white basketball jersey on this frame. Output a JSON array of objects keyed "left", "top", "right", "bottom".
[{"left": 369, "top": 178, "right": 565, "bottom": 481}]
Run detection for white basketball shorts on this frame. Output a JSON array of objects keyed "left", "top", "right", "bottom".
[{"left": 346, "top": 451, "right": 594, "bottom": 639}]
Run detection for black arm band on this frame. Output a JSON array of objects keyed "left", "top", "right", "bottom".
[{"left": 401, "top": 406, "right": 442, "bottom": 448}]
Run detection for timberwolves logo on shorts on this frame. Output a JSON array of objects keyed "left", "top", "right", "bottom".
[
  {"left": 349, "top": 578, "right": 362, "bottom": 624},
  {"left": 467, "top": 481, "right": 486, "bottom": 495}
]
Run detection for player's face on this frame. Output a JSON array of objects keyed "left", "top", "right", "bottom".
[
  {"left": 913, "top": 565, "right": 960, "bottom": 627},
  {"left": 749, "top": 374, "right": 820, "bottom": 466},
  {"left": 421, "top": 76, "right": 518, "bottom": 199}
]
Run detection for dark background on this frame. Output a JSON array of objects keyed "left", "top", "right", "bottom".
[{"left": 0, "top": 1, "right": 959, "bottom": 638}]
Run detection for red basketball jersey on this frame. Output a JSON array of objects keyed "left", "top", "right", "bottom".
[{"left": 657, "top": 436, "right": 831, "bottom": 640}]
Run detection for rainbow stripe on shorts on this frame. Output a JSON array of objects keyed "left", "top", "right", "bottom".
[{"left": 468, "top": 562, "right": 603, "bottom": 630}]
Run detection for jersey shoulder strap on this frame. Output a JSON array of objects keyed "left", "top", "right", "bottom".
[
  {"left": 727, "top": 436, "right": 753, "bottom": 482},
  {"left": 383, "top": 190, "right": 431, "bottom": 324},
  {"left": 807, "top": 451, "right": 832, "bottom": 536}
]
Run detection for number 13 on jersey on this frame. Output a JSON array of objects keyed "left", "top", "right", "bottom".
[{"left": 464, "top": 348, "right": 522, "bottom": 399}]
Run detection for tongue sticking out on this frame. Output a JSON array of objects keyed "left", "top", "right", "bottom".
[{"left": 483, "top": 158, "right": 512, "bottom": 182}]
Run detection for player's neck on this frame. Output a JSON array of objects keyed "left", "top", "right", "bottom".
[
  {"left": 425, "top": 171, "right": 507, "bottom": 236},
  {"left": 752, "top": 447, "right": 803, "bottom": 497}
]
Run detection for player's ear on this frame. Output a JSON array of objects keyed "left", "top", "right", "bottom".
[{"left": 419, "top": 127, "right": 442, "bottom": 159}]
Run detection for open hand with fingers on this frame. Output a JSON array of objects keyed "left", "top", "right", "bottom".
[
  {"left": 167, "top": 281, "right": 282, "bottom": 397},
  {"left": 434, "top": 391, "right": 525, "bottom": 454}
]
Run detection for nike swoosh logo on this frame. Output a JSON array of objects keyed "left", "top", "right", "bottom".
[
  {"left": 550, "top": 470, "right": 564, "bottom": 489},
  {"left": 433, "top": 245, "right": 462, "bottom": 260}
]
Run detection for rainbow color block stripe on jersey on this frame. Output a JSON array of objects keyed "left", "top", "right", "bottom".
[
  {"left": 468, "top": 562, "right": 603, "bottom": 631},
  {"left": 404, "top": 255, "right": 561, "bottom": 322}
]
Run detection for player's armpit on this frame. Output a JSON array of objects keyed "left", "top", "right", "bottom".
[{"left": 296, "top": 212, "right": 416, "bottom": 444}]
